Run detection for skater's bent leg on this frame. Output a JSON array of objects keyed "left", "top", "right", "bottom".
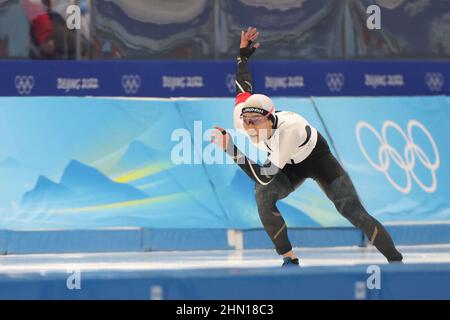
[
  {"left": 321, "top": 174, "right": 403, "bottom": 262},
  {"left": 255, "top": 173, "right": 296, "bottom": 256}
]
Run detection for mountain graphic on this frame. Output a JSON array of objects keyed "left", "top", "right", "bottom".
[
  {"left": 21, "top": 160, "right": 149, "bottom": 211},
  {"left": 108, "top": 140, "right": 223, "bottom": 216},
  {"left": 113, "top": 140, "right": 163, "bottom": 174},
  {"left": 0, "top": 157, "right": 21, "bottom": 168},
  {"left": 61, "top": 160, "right": 148, "bottom": 199},
  {"left": 0, "top": 157, "right": 40, "bottom": 210},
  {"left": 21, "top": 176, "right": 75, "bottom": 210},
  {"left": 109, "top": 140, "right": 183, "bottom": 196}
]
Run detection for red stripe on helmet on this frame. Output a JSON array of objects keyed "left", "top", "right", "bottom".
[{"left": 235, "top": 92, "right": 251, "bottom": 106}]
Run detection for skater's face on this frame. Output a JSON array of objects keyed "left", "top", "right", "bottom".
[{"left": 242, "top": 112, "right": 272, "bottom": 142}]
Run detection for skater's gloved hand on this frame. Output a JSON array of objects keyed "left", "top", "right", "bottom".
[
  {"left": 211, "top": 126, "right": 233, "bottom": 153},
  {"left": 239, "top": 27, "right": 260, "bottom": 59}
]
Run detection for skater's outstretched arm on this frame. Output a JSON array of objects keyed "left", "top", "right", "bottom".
[
  {"left": 210, "top": 125, "right": 282, "bottom": 186},
  {"left": 235, "top": 27, "right": 260, "bottom": 95}
]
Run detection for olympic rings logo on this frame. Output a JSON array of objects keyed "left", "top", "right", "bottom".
[
  {"left": 355, "top": 120, "right": 440, "bottom": 194},
  {"left": 15, "top": 75, "right": 34, "bottom": 95},
  {"left": 425, "top": 72, "right": 444, "bottom": 92},
  {"left": 121, "top": 75, "right": 141, "bottom": 94},
  {"left": 326, "top": 73, "right": 344, "bottom": 92}
]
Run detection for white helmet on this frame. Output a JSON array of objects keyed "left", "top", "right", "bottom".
[{"left": 241, "top": 94, "right": 275, "bottom": 116}]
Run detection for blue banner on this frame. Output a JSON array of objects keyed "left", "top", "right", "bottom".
[
  {"left": 313, "top": 96, "right": 450, "bottom": 223},
  {"left": 0, "top": 96, "right": 449, "bottom": 230},
  {"left": 0, "top": 60, "right": 449, "bottom": 97}
]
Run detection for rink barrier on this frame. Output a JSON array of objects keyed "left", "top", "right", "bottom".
[
  {"left": 386, "top": 224, "right": 450, "bottom": 246},
  {"left": 0, "top": 263, "right": 449, "bottom": 299},
  {"left": 243, "top": 227, "right": 364, "bottom": 249},
  {"left": 0, "top": 230, "right": 6, "bottom": 255},
  {"left": 142, "top": 228, "right": 232, "bottom": 251},
  {"left": 3, "top": 228, "right": 143, "bottom": 254},
  {"left": 2, "top": 225, "right": 450, "bottom": 255}
]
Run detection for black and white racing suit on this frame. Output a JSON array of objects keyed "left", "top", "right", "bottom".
[{"left": 226, "top": 53, "right": 403, "bottom": 262}]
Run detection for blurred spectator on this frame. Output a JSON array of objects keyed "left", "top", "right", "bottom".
[
  {"left": 43, "top": 0, "right": 77, "bottom": 59},
  {"left": 22, "top": 0, "right": 54, "bottom": 58},
  {"left": 45, "top": 0, "right": 92, "bottom": 59},
  {"left": 0, "top": 0, "right": 30, "bottom": 58},
  {"left": 24, "top": 0, "right": 92, "bottom": 59}
]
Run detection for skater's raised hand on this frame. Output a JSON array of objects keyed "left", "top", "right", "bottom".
[
  {"left": 210, "top": 126, "right": 232, "bottom": 151},
  {"left": 239, "top": 27, "right": 260, "bottom": 59}
]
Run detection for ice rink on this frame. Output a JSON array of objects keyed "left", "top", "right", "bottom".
[
  {"left": 1, "top": 244, "right": 450, "bottom": 273},
  {"left": 1, "top": 244, "right": 450, "bottom": 299}
]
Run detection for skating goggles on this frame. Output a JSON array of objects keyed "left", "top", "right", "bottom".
[
  {"left": 240, "top": 107, "right": 274, "bottom": 125},
  {"left": 241, "top": 114, "right": 271, "bottom": 125}
]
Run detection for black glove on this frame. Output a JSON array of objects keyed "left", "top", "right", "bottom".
[{"left": 239, "top": 40, "right": 257, "bottom": 60}]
